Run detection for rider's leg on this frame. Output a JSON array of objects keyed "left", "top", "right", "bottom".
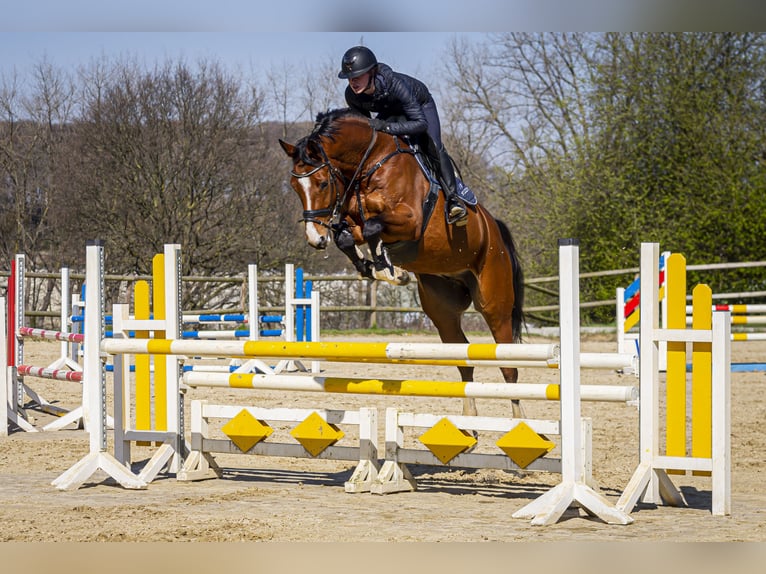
[
  {"left": 435, "top": 147, "right": 468, "bottom": 226},
  {"left": 425, "top": 138, "right": 467, "bottom": 226},
  {"left": 422, "top": 104, "right": 468, "bottom": 226}
]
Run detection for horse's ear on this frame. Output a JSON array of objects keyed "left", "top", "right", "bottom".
[{"left": 279, "top": 139, "right": 296, "bottom": 157}]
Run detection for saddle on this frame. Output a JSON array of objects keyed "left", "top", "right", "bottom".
[{"left": 384, "top": 137, "right": 478, "bottom": 264}]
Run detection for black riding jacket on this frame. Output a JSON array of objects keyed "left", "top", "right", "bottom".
[{"left": 344, "top": 63, "right": 432, "bottom": 137}]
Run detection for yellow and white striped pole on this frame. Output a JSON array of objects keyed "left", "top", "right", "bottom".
[{"left": 181, "top": 372, "right": 638, "bottom": 403}]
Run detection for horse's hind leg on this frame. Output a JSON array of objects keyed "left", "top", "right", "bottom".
[
  {"left": 476, "top": 300, "right": 525, "bottom": 418},
  {"left": 416, "top": 274, "right": 477, "bottom": 417},
  {"left": 501, "top": 367, "right": 524, "bottom": 419},
  {"left": 472, "top": 320, "right": 524, "bottom": 418},
  {"left": 470, "top": 257, "right": 525, "bottom": 418}
]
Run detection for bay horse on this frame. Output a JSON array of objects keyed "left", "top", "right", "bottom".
[{"left": 279, "top": 108, "right": 525, "bottom": 417}]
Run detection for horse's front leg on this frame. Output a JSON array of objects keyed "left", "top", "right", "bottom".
[
  {"left": 333, "top": 224, "right": 375, "bottom": 280},
  {"left": 362, "top": 218, "right": 410, "bottom": 286}
]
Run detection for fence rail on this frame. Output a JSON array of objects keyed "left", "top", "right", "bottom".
[{"left": 3, "top": 259, "right": 766, "bottom": 332}]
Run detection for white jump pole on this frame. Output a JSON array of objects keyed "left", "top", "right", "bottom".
[
  {"left": 182, "top": 372, "right": 638, "bottom": 403},
  {"left": 112, "top": 243, "right": 185, "bottom": 482},
  {"left": 8, "top": 254, "right": 72, "bottom": 423},
  {"left": 0, "top": 294, "right": 36, "bottom": 434},
  {"left": 228, "top": 263, "right": 276, "bottom": 375},
  {"left": 248, "top": 264, "right": 258, "bottom": 341}
]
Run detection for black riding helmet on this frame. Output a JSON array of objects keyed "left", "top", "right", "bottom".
[{"left": 338, "top": 46, "right": 378, "bottom": 79}]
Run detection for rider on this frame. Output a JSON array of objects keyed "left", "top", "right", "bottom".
[{"left": 338, "top": 45, "right": 468, "bottom": 226}]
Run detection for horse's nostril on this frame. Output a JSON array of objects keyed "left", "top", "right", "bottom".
[{"left": 310, "top": 235, "right": 328, "bottom": 250}]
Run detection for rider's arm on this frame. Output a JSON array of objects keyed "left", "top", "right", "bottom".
[{"left": 375, "top": 75, "right": 429, "bottom": 136}]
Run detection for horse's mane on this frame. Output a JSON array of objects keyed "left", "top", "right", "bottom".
[
  {"left": 293, "top": 108, "right": 367, "bottom": 166},
  {"left": 313, "top": 108, "right": 367, "bottom": 139}
]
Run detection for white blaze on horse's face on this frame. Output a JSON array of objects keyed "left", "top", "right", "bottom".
[{"left": 296, "top": 176, "right": 329, "bottom": 248}]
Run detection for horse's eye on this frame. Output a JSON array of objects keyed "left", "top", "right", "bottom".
[{"left": 319, "top": 181, "right": 329, "bottom": 190}]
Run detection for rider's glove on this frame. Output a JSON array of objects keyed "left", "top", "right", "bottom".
[{"left": 369, "top": 118, "right": 390, "bottom": 132}]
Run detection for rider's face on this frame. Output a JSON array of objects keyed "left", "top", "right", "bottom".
[{"left": 348, "top": 71, "right": 373, "bottom": 95}]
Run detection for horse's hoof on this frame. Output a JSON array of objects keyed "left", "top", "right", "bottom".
[
  {"left": 373, "top": 266, "right": 410, "bottom": 286},
  {"left": 395, "top": 270, "right": 411, "bottom": 285}
]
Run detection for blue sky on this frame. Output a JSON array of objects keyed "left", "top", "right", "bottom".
[
  {"left": 1, "top": 1, "right": 763, "bottom": 86},
  {"left": 0, "top": 32, "right": 484, "bottom": 82},
  {"left": 3, "top": 1, "right": 670, "bottom": 33},
  {"left": 5, "top": 0, "right": 762, "bottom": 34}
]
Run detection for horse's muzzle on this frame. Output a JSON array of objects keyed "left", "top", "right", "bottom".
[
  {"left": 309, "top": 235, "right": 328, "bottom": 250},
  {"left": 305, "top": 224, "right": 330, "bottom": 249}
]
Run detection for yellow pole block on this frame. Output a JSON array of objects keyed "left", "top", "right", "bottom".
[
  {"left": 666, "top": 253, "right": 687, "bottom": 462},
  {"left": 290, "top": 412, "right": 344, "bottom": 457},
  {"left": 692, "top": 284, "right": 712, "bottom": 474},
  {"left": 221, "top": 409, "right": 274, "bottom": 453},
  {"left": 134, "top": 280, "right": 151, "bottom": 432},
  {"left": 496, "top": 421, "right": 555, "bottom": 468},
  {"left": 418, "top": 417, "right": 477, "bottom": 464},
  {"left": 152, "top": 253, "right": 167, "bottom": 431}
]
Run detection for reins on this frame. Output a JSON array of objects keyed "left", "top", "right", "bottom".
[
  {"left": 291, "top": 120, "right": 412, "bottom": 228},
  {"left": 347, "top": 128, "right": 378, "bottom": 223}
]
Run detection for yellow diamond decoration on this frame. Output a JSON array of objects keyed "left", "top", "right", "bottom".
[
  {"left": 290, "top": 411, "right": 345, "bottom": 457},
  {"left": 496, "top": 421, "right": 555, "bottom": 469},
  {"left": 221, "top": 409, "right": 274, "bottom": 453},
  {"left": 418, "top": 417, "right": 477, "bottom": 464}
]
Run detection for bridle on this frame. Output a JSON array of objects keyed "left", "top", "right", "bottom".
[
  {"left": 290, "top": 121, "right": 414, "bottom": 230},
  {"left": 290, "top": 127, "right": 378, "bottom": 230},
  {"left": 290, "top": 151, "right": 346, "bottom": 230}
]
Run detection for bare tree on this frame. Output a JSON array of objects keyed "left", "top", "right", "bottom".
[
  {"left": 300, "top": 55, "right": 346, "bottom": 120},
  {"left": 0, "top": 61, "right": 78, "bottom": 324},
  {"left": 0, "top": 61, "right": 76, "bottom": 265},
  {"left": 441, "top": 34, "right": 600, "bottom": 275},
  {"left": 53, "top": 59, "right": 287, "bottom": 305}
]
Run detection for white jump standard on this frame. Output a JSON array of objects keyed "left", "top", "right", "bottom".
[
  {"left": 52, "top": 240, "right": 147, "bottom": 490},
  {"left": 167, "top": 239, "right": 634, "bottom": 525},
  {"left": 44, "top": 238, "right": 730, "bottom": 526}
]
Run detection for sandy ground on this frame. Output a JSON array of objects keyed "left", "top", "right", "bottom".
[{"left": 1, "top": 333, "right": 765, "bottom": 543}]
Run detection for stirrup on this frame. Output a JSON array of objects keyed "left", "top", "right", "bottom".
[{"left": 447, "top": 201, "right": 468, "bottom": 226}]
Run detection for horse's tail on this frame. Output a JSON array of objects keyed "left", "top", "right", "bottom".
[{"left": 496, "top": 219, "right": 526, "bottom": 343}]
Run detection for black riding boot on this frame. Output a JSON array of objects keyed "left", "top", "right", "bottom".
[{"left": 436, "top": 148, "right": 468, "bottom": 226}]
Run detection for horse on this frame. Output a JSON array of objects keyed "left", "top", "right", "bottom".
[{"left": 279, "top": 108, "right": 525, "bottom": 417}]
